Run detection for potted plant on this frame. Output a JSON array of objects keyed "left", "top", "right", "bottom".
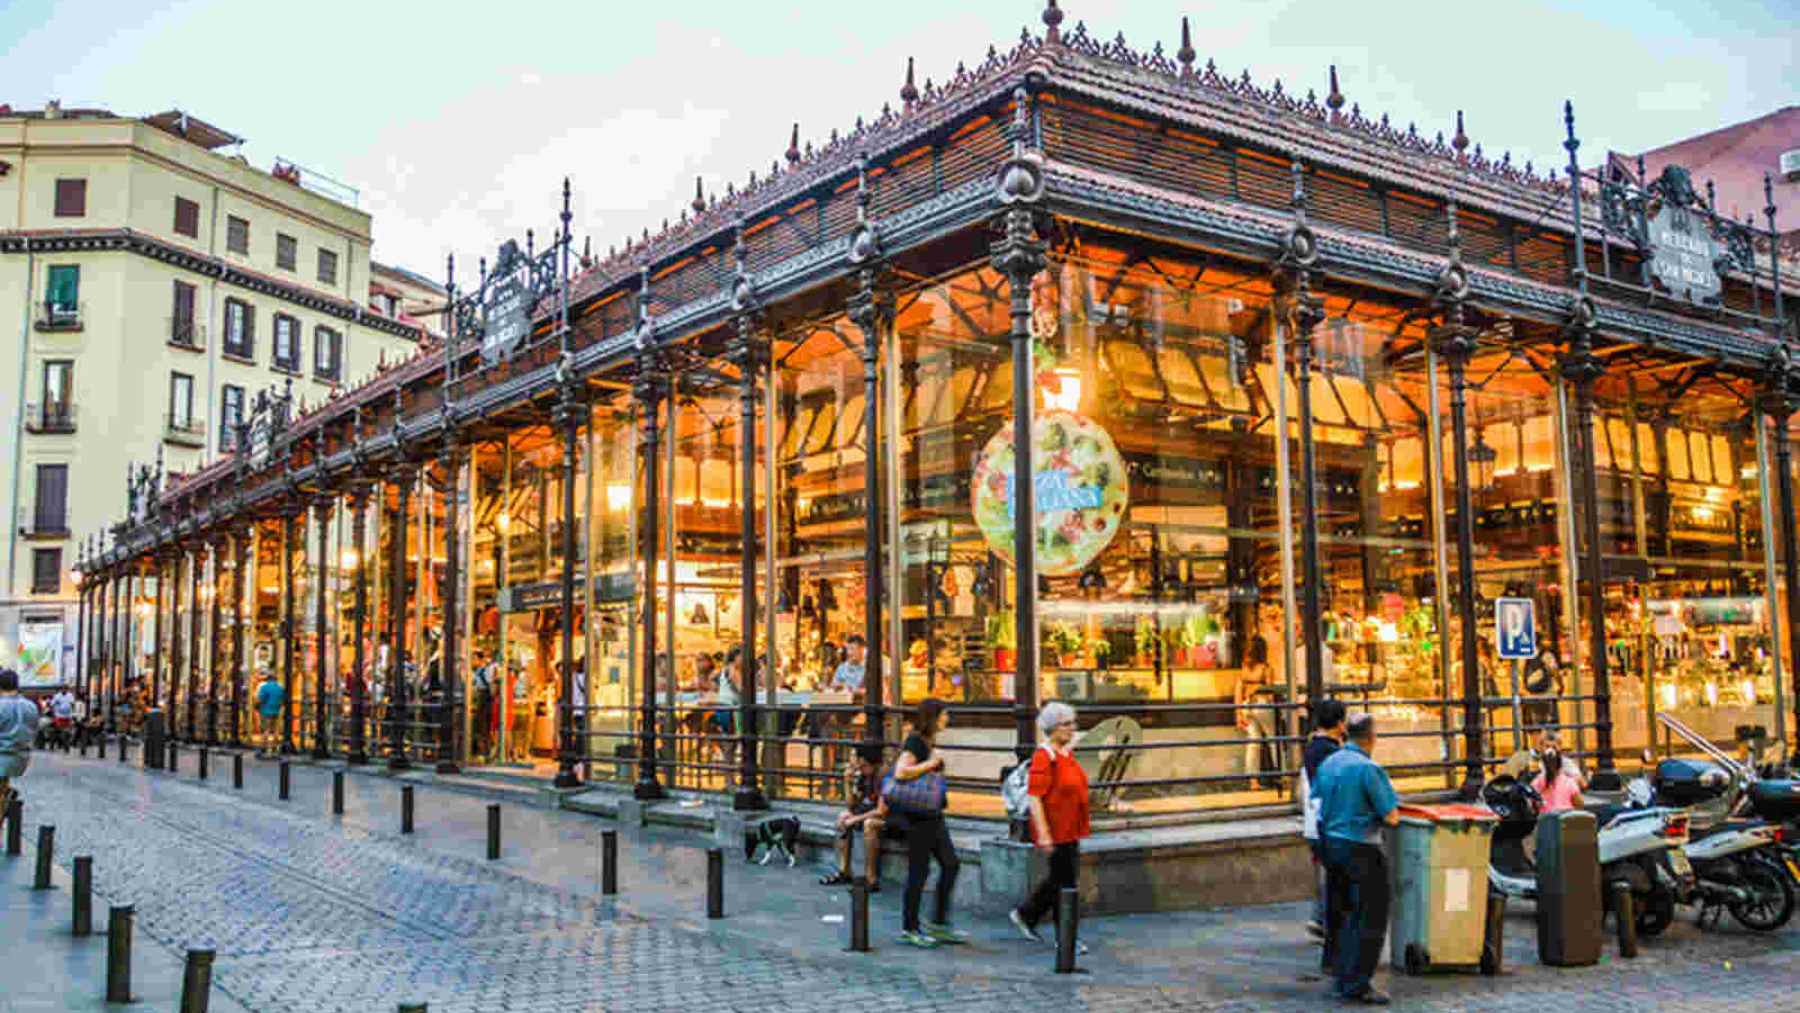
[
  {"left": 1166, "top": 624, "right": 1194, "bottom": 668},
  {"left": 987, "top": 609, "right": 1016, "bottom": 672},
  {"left": 1047, "top": 622, "right": 1085, "bottom": 668},
  {"left": 1135, "top": 616, "right": 1160, "bottom": 668},
  {"left": 1091, "top": 633, "right": 1113, "bottom": 671}
]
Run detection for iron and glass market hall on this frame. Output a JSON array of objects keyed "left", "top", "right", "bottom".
[{"left": 76, "top": 6, "right": 1799, "bottom": 830}]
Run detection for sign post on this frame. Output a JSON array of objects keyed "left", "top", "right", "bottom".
[{"left": 1495, "top": 597, "right": 1538, "bottom": 752}]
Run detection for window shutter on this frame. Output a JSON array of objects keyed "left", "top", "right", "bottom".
[
  {"left": 174, "top": 197, "right": 199, "bottom": 237},
  {"left": 47, "top": 265, "right": 79, "bottom": 307},
  {"left": 54, "top": 178, "right": 86, "bottom": 216},
  {"left": 173, "top": 281, "right": 195, "bottom": 321},
  {"left": 34, "top": 464, "right": 68, "bottom": 530}
]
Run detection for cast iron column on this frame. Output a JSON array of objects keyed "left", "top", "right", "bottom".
[
  {"left": 552, "top": 397, "right": 583, "bottom": 788},
  {"left": 347, "top": 487, "right": 371, "bottom": 764},
  {"left": 187, "top": 543, "right": 204, "bottom": 741},
  {"left": 313, "top": 496, "right": 334, "bottom": 759},
  {"left": 108, "top": 570, "right": 120, "bottom": 732},
  {"left": 388, "top": 467, "right": 414, "bottom": 770},
  {"left": 168, "top": 551, "right": 183, "bottom": 735},
  {"left": 990, "top": 205, "right": 1046, "bottom": 757},
  {"left": 1765, "top": 379, "right": 1800, "bottom": 763},
  {"left": 281, "top": 511, "right": 299, "bottom": 755},
  {"left": 232, "top": 526, "right": 250, "bottom": 749},
  {"left": 731, "top": 302, "right": 767, "bottom": 810},
  {"left": 437, "top": 448, "right": 463, "bottom": 775},
  {"left": 633, "top": 348, "right": 667, "bottom": 800},
  {"left": 1563, "top": 303, "right": 1618, "bottom": 786},
  {"left": 208, "top": 535, "right": 225, "bottom": 744},
  {"left": 149, "top": 556, "right": 164, "bottom": 713}
]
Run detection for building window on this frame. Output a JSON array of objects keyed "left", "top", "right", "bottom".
[
  {"left": 39, "top": 360, "right": 73, "bottom": 432},
  {"left": 43, "top": 264, "right": 80, "bottom": 326},
  {"left": 33, "top": 463, "right": 68, "bottom": 533},
  {"left": 220, "top": 384, "right": 245, "bottom": 450},
  {"left": 168, "top": 372, "right": 195, "bottom": 431},
  {"left": 276, "top": 233, "right": 297, "bottom": 271},
  {"left": 174, "top": 196, "right": 200, "bottom": 238},
  {"left": 226, "top": 215, "right": 249, "bottom": 255},
  {"left": 223, "top": 299, "right": 254, "bottom": 358},
  {"left": 171, "top": 280, "right": 198, "bottom": 346},
  {"left": 273, "top": 314, "right": 299, "bottom": 371},
  {"left": 53, "top": 178, "right": 86, "bottom": 217},
  {"left": 31, "top": 548, "right": 62, "bottom": 595},
  {"left": 314, "top": 326, "right": 342, "bottom": 380},
  {"left": 317, "top": 249, "right": 339, "bottom": 286}
]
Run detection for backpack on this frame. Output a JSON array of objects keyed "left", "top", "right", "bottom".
[{"left": 1001, "top": 745, "right": 1051, "bottom": 821}]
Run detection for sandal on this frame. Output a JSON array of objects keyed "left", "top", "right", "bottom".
[{"left": 819, "top": 872, "right": 852, "bottom": 887}]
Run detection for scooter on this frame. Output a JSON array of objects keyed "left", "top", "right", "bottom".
[{"left": 1481, "top": 762, "right": 1691, "bottom": 937}]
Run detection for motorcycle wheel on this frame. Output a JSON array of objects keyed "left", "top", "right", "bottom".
[
  {"left": 1636, "top": 890, "right": 1675, "bottom": 937},
  {"left": 1728, "top": 859, "right": 1796, "bottom": 932}
]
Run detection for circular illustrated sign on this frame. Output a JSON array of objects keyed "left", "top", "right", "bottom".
[{"left": 971, "top": 409, "right": 1129, "bottom": 576}]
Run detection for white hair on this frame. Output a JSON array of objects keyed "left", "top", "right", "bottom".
[{"left": 1037, "top": 701, "right": 1077, "bottom": 735}]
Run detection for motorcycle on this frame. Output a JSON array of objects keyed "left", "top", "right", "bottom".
[{"left": 1481, "top": 762, "right": 1690, "bottom": 938}]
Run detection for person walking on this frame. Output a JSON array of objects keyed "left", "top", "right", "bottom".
[
  {"left": 1008, "top": 701, "right": 1091, "bottom": 953},
  {"left": 1313, "top": 712, "right": 1399, "bottom": 1005},
  {"left": 1236, "top": 636, "right": 1274, "bottom": 790},
  {"left": 1299, "top": 698, "right": 1347, "bottom": 943},
  {"left": 890, "top": 697, "right": 965, "bottom": 948},
  {"left": 254, "top": 670, "right": 287, "bottom": 757},
  {"left": 0, "top": 669, "right": 40, "bottom": 821}
]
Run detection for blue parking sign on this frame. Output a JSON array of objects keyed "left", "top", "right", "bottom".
[{"left": 1494, "top": 597, "right": 1537, "bottom": 660}]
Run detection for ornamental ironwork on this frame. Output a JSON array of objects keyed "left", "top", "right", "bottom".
[{"left": 460, "top": 237, "right": 559, "bottom": 366}]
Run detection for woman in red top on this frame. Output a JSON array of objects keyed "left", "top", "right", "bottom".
[{"left": 1009, "top": 701, "right": 1091, "bottom": 950}]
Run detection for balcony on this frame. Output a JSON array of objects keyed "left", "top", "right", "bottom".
[
  {"left": 164, "top": 412, "right": 206, "bottom": 447},
  {"left": 17, "top": 507, "right": 68, "bottom": 540},
  {"left": 23, "top": 401, "right": 76, "bottom": 434},
  {"left": 169, "top": 317, "right": 206, "bottom": 351},
  {"left": 33, "top": 300, "right": 83, "bottom": 333}
]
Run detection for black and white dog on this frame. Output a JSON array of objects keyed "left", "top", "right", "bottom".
[{"left": 744, "top": 816, "right": 802, "bottom": 866}]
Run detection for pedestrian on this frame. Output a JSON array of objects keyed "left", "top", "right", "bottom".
[
  {"left": 49, "top": 685, "right": 76, "bottom": 751},
  {"left": 1531, "top": 746, "right": 1584, "bottom": 813},
  {"left": 1313, "top": 713, "right": 1399, "bottom": 1005},
  {"left": 1236, "top": 635, "right": 1273, "bottom": 790},
  {"left": 1008, "top": 701, "right": 1091, "bottom": 953},
  {"left": 820, "top": 744, "right": 889, "bottom": 889},
  {"left": 1299, "top": 698, "right": 1347, "bottom": 944},
  {"left": 889, "top": 697, "right": 966, "bottom": 948},
  {"left": 0, "top": 669, "right": 40, "bottom": 821},
  {"left": 254, "top": 669, "right": 287, "bottom": 757}
]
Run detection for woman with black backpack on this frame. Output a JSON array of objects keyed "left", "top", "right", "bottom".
[{"left": 888, "top": 697, "right": 966, "bottom": 948}]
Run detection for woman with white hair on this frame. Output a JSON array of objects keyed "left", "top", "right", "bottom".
[{"left": 1008, "top": 700, "right": 1091, "bottom": 951}]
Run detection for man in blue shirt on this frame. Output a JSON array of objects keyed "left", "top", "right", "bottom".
[
  {"left": 830, "top": 635, "right": 867, "bottom": 695},
  {"left": 1312, "top": 713, "right": 1400, "bottom": 1005}
]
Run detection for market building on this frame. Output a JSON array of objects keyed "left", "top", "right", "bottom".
[
  {"left": 73, "top": 5, "right": 1798, "bottom": 855},
  {"left": 0, "top": 103, "right": 430, "bottom": 688}
]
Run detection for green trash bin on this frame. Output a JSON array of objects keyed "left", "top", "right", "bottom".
[{"left": 1387, "top": 803, "right": 1499, "bottom": 975}]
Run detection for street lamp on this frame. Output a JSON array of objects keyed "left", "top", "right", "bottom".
[{"left": 1468, "top": 427, "right": 1498, "bottom": 492}]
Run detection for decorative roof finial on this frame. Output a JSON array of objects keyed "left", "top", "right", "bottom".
[
  {"left": 900, "top": 57, "right": 919, "bottom": 108},
  {"left": 1326, "top": 65, "right": 1344, "bottom": 115},
  {"left": 1452, "top": 110, "right": 1469, "bottom": 155},
  {"left": 1289, "top": 161, "right": 1308, "bottom": 229},
  {"left": 1177, "top": 17, "right": 1195, "bottom": 78},
  {"left": 785, "top": 123, "right": 801, "bottom": 165},
  {"left": 1043, "top": 0, "right": 1063, "bottom": 44},
  {"left": 691, "top": 176, "right": 705, "bottom": 215}
]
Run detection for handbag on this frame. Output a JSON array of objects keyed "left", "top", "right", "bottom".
[{"left": 882, "top": 765, "right": 948, "bottom": 815}]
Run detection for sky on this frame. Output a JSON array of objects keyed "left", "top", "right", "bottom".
[{"left": 2, "top": 0, "right": 1794, "bottom": 277}]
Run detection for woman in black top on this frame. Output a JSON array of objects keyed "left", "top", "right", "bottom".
[{"left": 892, "top": 697, "right": 965, "bottom": 947}]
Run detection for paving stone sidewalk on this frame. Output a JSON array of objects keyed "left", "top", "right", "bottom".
[{"left": 10, "top": 746, "right": 1800, "bottom": 1011}]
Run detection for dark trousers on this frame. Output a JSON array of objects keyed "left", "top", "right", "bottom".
[
  {"left": 1323, "top": 838, "right": 1390, "bottom": 998},
  {"left": 1018, "top": 841, "right": 1080, "bottom": 928},
  {"left": 901, "top": 815, "right": 959, "bottom": 932}
]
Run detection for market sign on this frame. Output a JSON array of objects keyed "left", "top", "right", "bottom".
[
  {"left": 1646, "top": 203, "right": 1721, "bottom": 305},
  {"left": 482, "top": 272, "right": 530, "bottom": 364},
  {"left": 971, "top": 409, "right": 1129, "bottom": 576}
]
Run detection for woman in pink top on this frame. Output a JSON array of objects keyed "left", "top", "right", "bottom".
[{"left": 1531, "top": 749, "right": 1584, "bottom": 813}]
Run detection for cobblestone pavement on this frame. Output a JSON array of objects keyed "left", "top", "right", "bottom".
[{"left": 11, "top": 748, "right": 1800, "bottom": 1012}]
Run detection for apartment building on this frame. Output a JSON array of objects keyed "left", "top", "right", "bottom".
[{"left": 1, "top": 104, "right": 428, "bottom": 683}]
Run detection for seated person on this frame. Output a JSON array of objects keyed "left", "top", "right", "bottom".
[
  {"left": 1531, "top": 746, "right": 1584, "bottom": 813},
  {"left": 820, "top": 744, "right": 891, "bottom": 890}
]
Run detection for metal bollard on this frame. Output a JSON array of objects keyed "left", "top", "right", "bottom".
[
  {"left": 486, "top": 804, "right": 501, "bottom": 861},
  {"left": 332, "top": 771, "right": 345, "bottom": 816},
  {"left": 601, "top": 830, "right": 618, "bottom": 895},
  {"left": 278, "top": 761, "right": 290, "bottom": 800},
  {"left": 397, "top": 1004, "right": 428, "bottom": 1013},
  {"left": 33, "top": 824, "right": 55, "bottom": 889},
  {"left": 1055, "top": 887, "right": 1080, "bottom": 973},
  {"left": 1613, "top": 882, "right": 1639, "bottom": 959},
  {"left": 168, "top": 742, "right": 178, "bottom": 773},
  {"left": 847, "top": 877, "right": 870, "bottom": 952},
  {"left": 97, "top": 735, "right": 107, "bottom": 760},
  {"left": 232, "top": 753, "right": 243, "bottom": 789},
  {"left": 72, "top": 855, "right": 93, "bottom": 936},
  {"left": 179, "top": 947, "right": 215, "bottom": 1013},
  {"left": 401, "top": 785, "right": 414, "bottom": 834},
  {"left": 199, "top": 747, "right": 209, "bottom": 781},
  {"left": 106, "top": 904, "right": 134, "bottom": 1003},
  {"left": 79, "top": 736, "right": 88, "bottom": 757},
  {"left": 4, "top": 797, "right": 20, "bottom": 856},
  {"left": 118, "top": 737, "right": 129, "bottom": 764},
  {"left": 705, "top": 847, "right": 724, "bottom": 919}
]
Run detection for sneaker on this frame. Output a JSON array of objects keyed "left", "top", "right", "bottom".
[
  {"left": 1343, "top": 988, "right": 1391, "bottom": 1006},
  {"left": 922, "top": 921, "right": 971, "bottom": 944},
  {"left": 1009, "top": 908, "right": 1045, "bottom": 943},
  {"left": 1306, "top": 920, "right": 1325, "bottom": 940},
  {"left": 897, "top": 930, "right": 940, "bottom": 949}
]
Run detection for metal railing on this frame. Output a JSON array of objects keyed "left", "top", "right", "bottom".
[
  {"left": 34, "top": 300, "right": 83, "bottom": 331},
  {"left": 164, "top": 414, "right": 205, "bottom": 446},
  {"left": 169, "top": 318, "right": 205, "bottom": 350},
  {"left": 24, "top": 401, "right": 76, "bottom": 434}
]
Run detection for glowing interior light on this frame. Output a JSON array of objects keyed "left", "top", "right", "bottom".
[{"left": 1042, "top": 368, "right": 1083, "bottom": 413}]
